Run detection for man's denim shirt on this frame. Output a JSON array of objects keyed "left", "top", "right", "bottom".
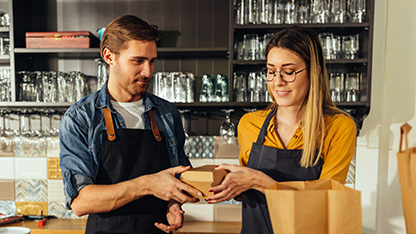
[{"left": 59, "top": 84, "right": 190, "bottom": 209}]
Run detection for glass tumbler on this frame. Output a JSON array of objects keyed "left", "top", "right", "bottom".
[
  {"left": 284, "top": 0, "right": 296, "bottom": 24},
  {"left": 296, "top": 0, "right": 310, "bottom": 24},
  {"left": 185, "top": 72, "right": 195, "bottom": 103},
  {"left": 329, "top": 72, "right": 345, "bottom": 102},
  {"left": 199, "top": 74, "right": 214, "bottom": 102},
  {"left": 245, "top": 0, "right": 260, "bottom": 24},
  {"left": 311, "top": 0, "right": 329, "bottom": 23},
  {"left": 18, "top": 71, "right": 35, "bottom": 101},
  {"left": 234, "top": 0, "right": 246, "bottom": 24},
  {"left": 271, "top": 0, "right": 285, "bottom": 24},
  {"left": 349, "top": 0, "right": 366, "bottom": 23},
  {"left": 331, "top": 0, "right": 347, "bottom": 23},
  {"left": 233, "top": 72, "right": 247, "bottom": 102},
  {"left": 345, "top": 73, "right": 360, "bottom": 102},
  {"left": 243, "top": 33, "right": 259, "bottom": 60}
]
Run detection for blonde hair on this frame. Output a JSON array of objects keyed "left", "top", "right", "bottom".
[{"left": 265, "top": 26, "right": 346, "bottom": 168}]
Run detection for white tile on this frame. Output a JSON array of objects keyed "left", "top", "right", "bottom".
[
  {"left": 189, "top": 158, "right": 215, "bottom": 168},
  {"left": 0, "top": 157, "right": 15, "bottom": 179},
  {"left": 182, "top": 203, "right": 214, "bottom": 221},
  {"left": 15, "top": 158, "right": 47, "bottom": 179},
  {"left": 48, "top": 180, "right": 65, "bottom": 202},
  {"left": 214, "top": 159, "right": 240, "bottom": 165}
]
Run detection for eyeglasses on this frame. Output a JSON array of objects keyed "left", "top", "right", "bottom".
[{"left": 260, "top": 67, "right": 308, "bottom": 83}]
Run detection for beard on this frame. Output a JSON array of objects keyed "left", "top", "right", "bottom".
[{"left": 135, "top": 83, "right": 149, "bottom": 96}]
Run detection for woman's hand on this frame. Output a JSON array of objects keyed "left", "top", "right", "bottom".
[
  {"left": 205, "top": 164, "right": 276, "bottom": 204},
  {"left": 155, "top": 200, "right": 184, "bottom": 233}
]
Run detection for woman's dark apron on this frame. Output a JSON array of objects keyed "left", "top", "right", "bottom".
[
  {"left": 241, "top": 111, "right": 324, "bottom": 234},
  {"left": 86, "top": 107, "right": 171, "bottom": 234}
]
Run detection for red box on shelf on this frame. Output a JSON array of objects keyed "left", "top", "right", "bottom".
[{"left": 25, "top": 31, "right": 99, "bottom": 49}]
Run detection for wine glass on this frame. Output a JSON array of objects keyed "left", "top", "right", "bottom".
[
  {"left": 1, "top": 109, "right": 14, "bottom": 153},
  {"left": 220, "top": 109, "right": 236, "bottom": 144},
  {"left": 179, "top": 109, "right": 191, "bottom": 154}
]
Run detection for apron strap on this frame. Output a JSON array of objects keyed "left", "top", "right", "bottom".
[
  {"left": 255, "top": 110, "right": 275, "bottom": 145},
  {"left": 102, "top": 107, "right": 162, "bottom": 142},
  {"left": 149, "top": 109, "right": 162, "bottom": 142},
  {"left": 103, "top": 107, "right": 116, "bottom": 141}
]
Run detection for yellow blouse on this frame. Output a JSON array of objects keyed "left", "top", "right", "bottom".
[{"left": 237, "top": 109, "right": 357, "bottom": 184}]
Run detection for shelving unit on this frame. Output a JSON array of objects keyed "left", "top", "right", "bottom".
[
  {"left": 1, "top": 0, "right": 374, "bottom": 135},
  {"left": 228, "top": 0, "right": 374, "bottom": 131}
]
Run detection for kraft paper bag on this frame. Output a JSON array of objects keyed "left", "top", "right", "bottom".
[
  {"left": 265, "top": 178, "right": 362, "bottom": 234},
  {"left": 397, "top": 123, "right": 416, "bottom": 234}
]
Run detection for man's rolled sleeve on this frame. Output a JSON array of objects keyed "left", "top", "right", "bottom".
[
  {"left": 59, "top": 107, "right": 99, "bottom": 209},
  {"left": 62, "top": 169, "right": 94, "bottom": 209}
]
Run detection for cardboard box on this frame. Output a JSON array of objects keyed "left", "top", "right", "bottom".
[
  {"left": 180, "top": 165, "right": 228, "bottom": 199},
  {"left": 25, "top": 31, "right": 99, "bottom": 48}
]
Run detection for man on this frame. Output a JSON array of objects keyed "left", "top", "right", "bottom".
[{"left": 59, "top": 15, "right": 202, "bottom": 234}]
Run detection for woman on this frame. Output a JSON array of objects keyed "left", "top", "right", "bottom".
[{"left": 206, "top": 26, "right": 357, "bottom": 234}]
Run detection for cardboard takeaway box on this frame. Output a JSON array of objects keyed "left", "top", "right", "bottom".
[
  {"left": 25, "top": 31, "right": 99, "bottom": 49},
  {"left": 180, "top": 165, "right": 228, "bottom": 199},
  {"left": 265, "top": 178, "right": 362, "bottom": 234}
]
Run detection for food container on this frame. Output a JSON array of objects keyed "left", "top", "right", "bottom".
[{"left": 180, "top": 165, "right": 228, "bottom": 199}]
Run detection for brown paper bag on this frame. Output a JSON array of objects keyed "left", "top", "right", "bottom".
[
  {"left": 265, "top": 178, "right": 362, "bottom": 234},
  {"left": 397, "top": 123, "right": 416, "bottom": 234}
]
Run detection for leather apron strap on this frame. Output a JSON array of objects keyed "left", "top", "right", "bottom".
[
  {"left": 103, "top": 107, "right": 116, "bottom": 141},
  {"left": 102, "top": 107, "right": 162, "bottom": 142},
  {"left": 149, "top": 109, "right": 162, "bottom": 142}
]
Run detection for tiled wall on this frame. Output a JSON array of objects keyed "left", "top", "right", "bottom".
[
  {"left": 0, "top": 135, "right": 242, "bottom": 221},
  {"left": 0, "top": 135, "right": 81, "bottom": 219}
]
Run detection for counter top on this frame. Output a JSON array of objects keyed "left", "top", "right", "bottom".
[{"left": 2, "top": 219, "right": 241, "bottom": 234}]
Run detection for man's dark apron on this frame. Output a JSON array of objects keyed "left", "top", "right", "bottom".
[
  {"left": 86, "top": 107, "right": 171, "bottom": 234},
  {"left": 241, "top": 111, "right": 324, "bottom": 234}
]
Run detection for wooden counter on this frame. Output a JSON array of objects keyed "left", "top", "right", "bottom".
[{"left": 2, "top": 219, "right": 241, "bottom": 234}]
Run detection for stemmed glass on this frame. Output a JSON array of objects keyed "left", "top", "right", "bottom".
[
  {"left": 95, "top": 58, "right": 108, "bottom": 90},
  {"left": 16, "top": 109, "right": 34, "bottom": 157},
  {"left": 179, "top": 109, "right": 191, "bottom": 154},
  {"left": 44, "top": 109, "right": 60, "bottom": 157},
  {"left": 0, "top": 109, "right": 14, "bottom": 153},
  {"left": 220, "top": 109, "right": 236, "bottom": 144}
]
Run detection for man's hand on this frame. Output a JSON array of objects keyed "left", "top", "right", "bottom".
[
  {"left": 70, "top": 166, "right": 201, "bottom": 216},
  {"left": 155, "top": 200, "right": 184, "bottom": 233},
  {"left": 143, "top": 166, "right": 201, "bottom": 204}
]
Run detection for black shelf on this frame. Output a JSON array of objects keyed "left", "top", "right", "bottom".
[
  {"left": 233, "top": 22, "right": 370, "bottom": 29},
  {"left": 175, "top": 102, "right": 269, "bottom": 108},
  {"left": 0, "top": 102, "right": 74, "bottom": 108},
  {"left": 13, "top": 47, "right": 229, "bottom": 59},
  {"left": 14, "top": 47, "right": 228, "bottom": 54},
  {"left": 233, "top": 59, "right": 368, "bottom": 65},
  {"left": 14, "top": 48, "right": 100, "bottom": 53}
]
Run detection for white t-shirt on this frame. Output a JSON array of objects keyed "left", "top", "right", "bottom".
[{"left": 110, "top": 99, "right": 145, "bottom": 129}]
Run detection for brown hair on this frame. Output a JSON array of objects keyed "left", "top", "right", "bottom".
[
  {"left": 265, "top": 26, "right": 346, "bottom": 167},
  {"left": 100, "top": 15, "right": 162, "bottom": 58}
]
